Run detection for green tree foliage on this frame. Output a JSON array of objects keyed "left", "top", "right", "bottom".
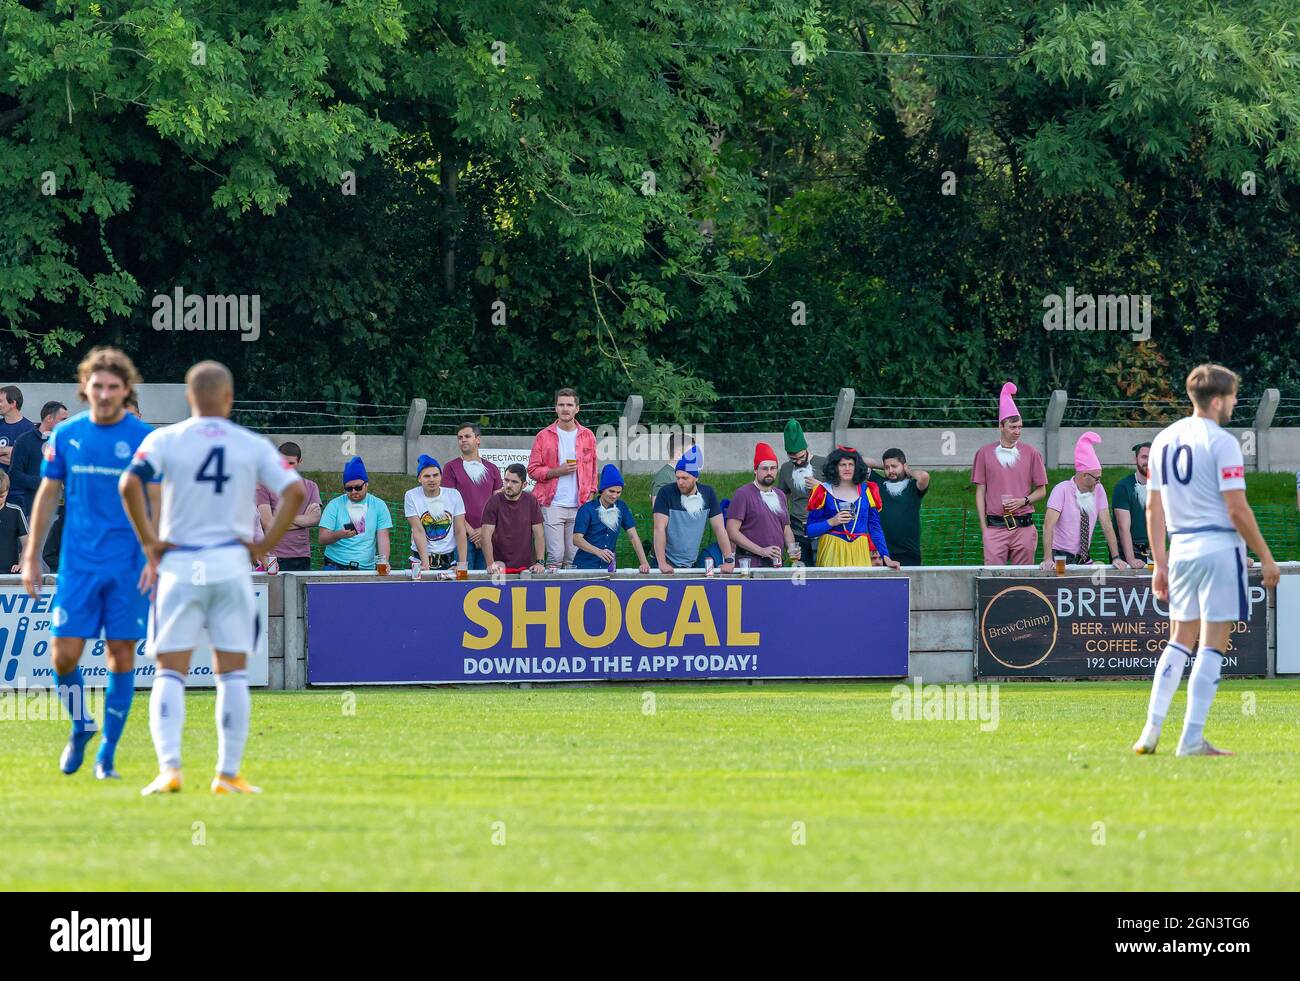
[
  {"left": 3, "top": 1, "right": 1298, "bottom": 414},
  {"left": 1, "top": 0, "right": 406, "bottom": 366}
]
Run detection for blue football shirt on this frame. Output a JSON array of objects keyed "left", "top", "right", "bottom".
[{"left": 40, "top": 410, "right": 154, "bottom": 574}]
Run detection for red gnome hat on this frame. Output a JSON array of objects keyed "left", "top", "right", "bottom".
[{"left": 754, "top": 442, "right": 778, "bottom": 469}]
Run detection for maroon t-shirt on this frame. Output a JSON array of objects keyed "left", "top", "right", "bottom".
[
  {"left": 442, "top": 457, "right": 503, "bottom": 528},
  {"left": 727, "top": 482, "right": 789, "bottom": 558},
  {"left": 255, "top": 477, "right": 322, "bottom": 558},
  {"left": 480, "top": 491, "right": 543, "bottom": 568}
]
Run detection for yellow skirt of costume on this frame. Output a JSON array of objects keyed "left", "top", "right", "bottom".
[{"left": 815, "top": 534, "right": 877, "bottom": 568}]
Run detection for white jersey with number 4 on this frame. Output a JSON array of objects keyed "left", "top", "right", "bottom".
[
  {"left": 133, "top": 416, "right": 300, "bottom": 582},
  {"left": 1148, "top": 415, "right": 1245, "bottom": 561}
]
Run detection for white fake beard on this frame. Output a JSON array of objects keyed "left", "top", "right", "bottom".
[
  {"left": 760, "top": 489, "right": 782, "bottom": 514},
  {"left": 995, "top": 444, "right": 1020, "bottom": 469},
  {"left": 597, "top": 505, "right": 621, "bottom": 531},
  {"left": 884, "top": 479, "right": 908, "bottom": 497},
  {"left": 1076, "top": 489, "right": 1096, "bottom": 514},
  {"left": 680, "top": 492, "right": 704, "bottom": 516},
  {"left": 1134, "top": 481, "right": 1148, "bottom": 509},
  {"left": 463, "top": 460, "right": 487, "bottom": 483},
  {"left": 791, "top": 464, "right": 813, "bottom": 488}
]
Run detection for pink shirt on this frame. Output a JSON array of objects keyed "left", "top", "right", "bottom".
[
  {"left": 527, "top": 422, "right": 598, "bottom": 507},
  {"left": 1046, "top": 480, "right": 1108, "bottom": 555},
  {"left": 971, "top": 442, "right": 1048, "bottom": 516}
]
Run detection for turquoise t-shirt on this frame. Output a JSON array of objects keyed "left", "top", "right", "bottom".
[{"left": 320, "top": 493, "right": 394, "bottom": 569}]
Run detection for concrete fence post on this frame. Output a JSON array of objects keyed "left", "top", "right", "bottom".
[
  {"left": 832, "top": 388, "right": 855, "bottom": 451},
  {"left": 1254, "top": 388, "right": 1280, "bottom": 473},
  {"left": 620, "top": 394, "right": 644, "bottom": 474},
  {"left": 282, "top": 574, "right": 305, "bottom": 690},
  {"left": 404, "top": 398, "right": 427, "bottom": 475},
  {"left": 1044, "top": 389, "right": 1068, "bottom": 470}
]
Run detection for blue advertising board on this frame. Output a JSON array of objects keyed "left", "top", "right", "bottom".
[{"left": 307, "top": 577, "right": 909, "bottom": 684}]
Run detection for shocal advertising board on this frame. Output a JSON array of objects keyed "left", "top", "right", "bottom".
[{"left": 307, "top": 576, "right": 910, "bottom": 684}]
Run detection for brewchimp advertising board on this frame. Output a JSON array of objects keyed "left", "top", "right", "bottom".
[{"left": 975, "top": 574, "right": 1267, "bottom": 678}]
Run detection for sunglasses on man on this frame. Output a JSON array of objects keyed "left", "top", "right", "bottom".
[{"left": 344, "top": 482, "right": 366, "bottom": 492}]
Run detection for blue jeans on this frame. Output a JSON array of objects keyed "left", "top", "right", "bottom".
[{"left": 467, "top": 541, "right": 487, "bottom": 571}]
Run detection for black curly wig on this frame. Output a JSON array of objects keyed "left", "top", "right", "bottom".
[{"left": 822, "top": 446, "right": 870, "bottom": 485}]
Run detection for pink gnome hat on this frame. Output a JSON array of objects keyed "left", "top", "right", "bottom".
[
  {"left": 998, "top": 382, "right": 1020, "bottom": 422},
  {"left": 1074, "top": 431, "right": 1102, "bottom": 473}
]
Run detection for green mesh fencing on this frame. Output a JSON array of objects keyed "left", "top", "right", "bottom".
[{"left": 920, "top": 505, "right": 1300, "bottom": 566}]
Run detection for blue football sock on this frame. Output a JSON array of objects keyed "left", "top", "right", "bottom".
[
  {"left": 56, "top": 667, "right": 95, "bottom": 736},
  {"left": 96, "top": 670, "right": 135, "bottom": 764}
]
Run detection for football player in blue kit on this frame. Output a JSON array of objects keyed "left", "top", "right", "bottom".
[{"left": 21, "top": 347, "right": 159, "bottom": 779}]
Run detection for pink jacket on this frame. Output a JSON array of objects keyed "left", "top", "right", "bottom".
[{"left": 527, "top": 422, "right": 598, "bottom": 507}]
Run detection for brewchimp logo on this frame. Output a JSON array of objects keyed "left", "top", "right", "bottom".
[{"left": 980, "top": 585, "right": 1058, "bottom": 670}]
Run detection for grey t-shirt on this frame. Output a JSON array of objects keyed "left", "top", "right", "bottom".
[
  {"left": 777, "top": 455, "right": 826, "bottom": 534},
  {"left": 649, "top": 463, "right": 677, "bottom": 504}
]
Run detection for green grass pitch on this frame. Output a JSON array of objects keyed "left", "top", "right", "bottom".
[{"left": 2, "top": 682, "right": 1298, "bottom": 890}]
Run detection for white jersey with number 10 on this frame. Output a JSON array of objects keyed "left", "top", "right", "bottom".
[
  {"left": 1148, "top": 415, "right": 1246, "bottom": 562},
  {"left": 132, "top": 416, "right": 300, "bottom": 582}
]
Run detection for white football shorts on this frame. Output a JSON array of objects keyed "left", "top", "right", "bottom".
[
  {"left": 149, "top": 573, "right": 258, "bottom": 655},
  {"left": 1167, "top": 545, "right": 1249, "bottom": 623}
]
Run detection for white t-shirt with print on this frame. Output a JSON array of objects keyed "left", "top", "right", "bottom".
[{"left": 403, "top": 486, "right": 466, "bottom": 556}]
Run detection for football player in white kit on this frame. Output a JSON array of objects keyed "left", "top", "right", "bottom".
[
  {"left": 119, "top": 361, "right": 305, "bottom": 794},
  {"left": 1134, "top": 364, "right": 1279, "bottom": 757}
]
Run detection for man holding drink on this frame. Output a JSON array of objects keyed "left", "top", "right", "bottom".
[
  {"left": 1039, "top": 432, "right": 1128, "bottom": 573},
  {"left": 728, "top": 442, "right": 800, "bottom": 568},
  {"left": 805, "top": 447, "right": 898, "bottom": 569},
  {"left": 776, "top": 419, "right": 827, "bottom": 565},
  {"left": 971, "top": 382, "right": 1048, "bottom": 566},
  {"left": 318, "top": 456, "right": 393, "bottom": 572},
  {"left": 527, "top": 387, "right": 597, "bottom": 569},
  {"left": 572, "top": 465, "right": 651, "bottom": 572}
]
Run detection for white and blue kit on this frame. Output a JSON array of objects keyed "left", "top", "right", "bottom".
[
  {"left": 129, "top": 416, "right": 300, "bottom": 655},
  {"left": 1137, "top": 412, "right": 1250, "bottom": 755},
  {"left": 1148, "top": 416, "right": 1249, "bottom": 623},
  {"left": 129, "top": 415, "right": 299, "bottom": 782}
]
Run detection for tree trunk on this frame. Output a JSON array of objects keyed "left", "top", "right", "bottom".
[{"left": 439, "top": 155, "right": 460, "bottom": 295}]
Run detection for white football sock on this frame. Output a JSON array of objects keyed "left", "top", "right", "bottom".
[
  {"left": 149, "top": 669, "right": 186, "bottom": 770},
  {"left": 1179, "top": 647, "right": 1224, "bottom": 748},
  {"left": 215, "top": 669, "right": 250, "bottom": 778},
  {"left": 1145, "top": 641, "right": 1192, "bottom": 734}
]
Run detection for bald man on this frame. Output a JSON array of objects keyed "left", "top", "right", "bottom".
[{"left": 121, "top": 360, "right": 304, "bottom": 796}]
